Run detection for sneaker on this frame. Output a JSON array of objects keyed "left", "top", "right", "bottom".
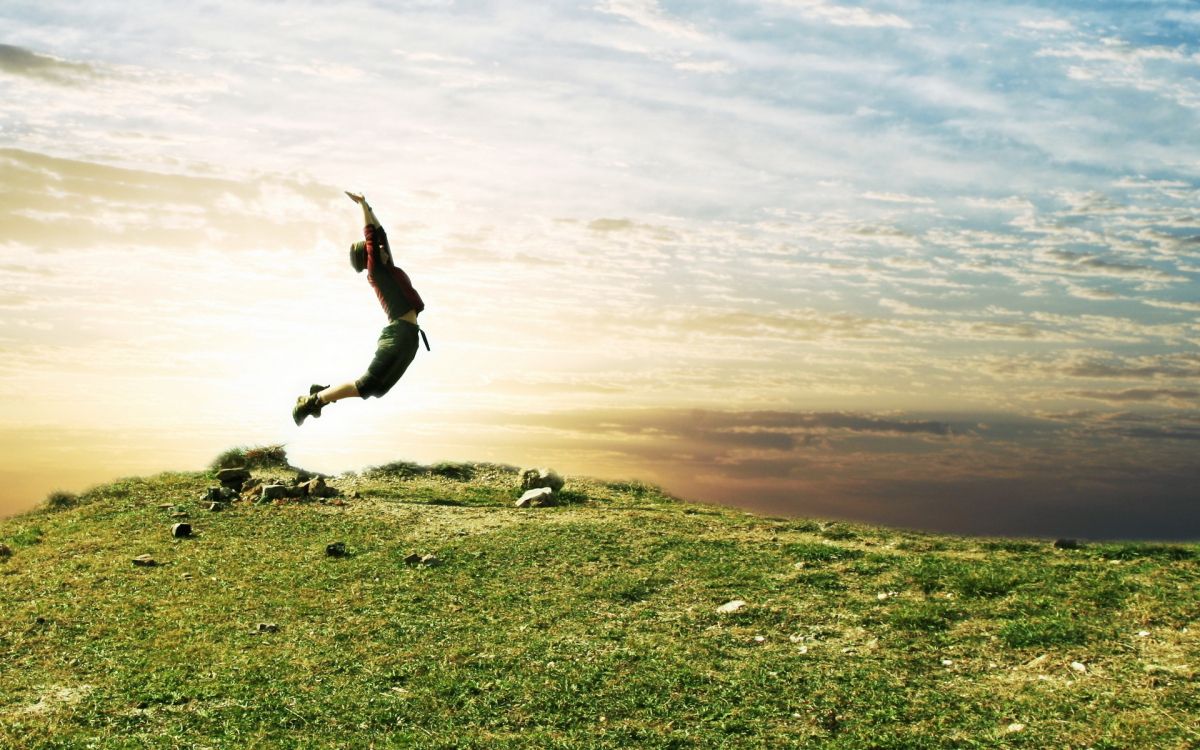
[
  {"left": 310, "top": 384, "right": 329, "bottom": 396},
  {"left": 292, "top": 394, "right": 324, "bottom": 426}
]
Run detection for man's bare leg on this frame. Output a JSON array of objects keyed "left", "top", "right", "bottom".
[{"left": 318, "top": 382, "right": 360, "bottom": 404}]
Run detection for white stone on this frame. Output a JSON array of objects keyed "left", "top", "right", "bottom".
[
  {"left": 1137, "top": 630, "right": 1150, "bottom": 637},
  {"left": 1070, "top": 661, "right": 1087, "bottom": 674},
  {"left": 716, "top": 599, "right": 747, "bottom": 614},
  {"left": 1007, "top": 723, "right": 1025, "bottom": 733},
  {"left": 516, "top": 487, "right": 554, "bottom": 508}
]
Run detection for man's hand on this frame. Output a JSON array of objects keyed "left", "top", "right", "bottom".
[{"left": 345, "top": 191, "right": 366, "bottom": 204}]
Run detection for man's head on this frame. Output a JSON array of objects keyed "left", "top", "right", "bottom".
[{"left": 349, "top": 240, "right": 367, "bottom": 273}]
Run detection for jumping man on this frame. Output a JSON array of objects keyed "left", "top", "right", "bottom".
[{"left": 292, "top": 191, "right": 428, "bottom": 425}]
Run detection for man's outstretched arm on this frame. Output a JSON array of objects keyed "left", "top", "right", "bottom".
[
  {"left": 346, "top": 191, "right": 391, "bottom": 266},
  {"left": 345, "top": 191, "right": 381, "bottom": 228}
]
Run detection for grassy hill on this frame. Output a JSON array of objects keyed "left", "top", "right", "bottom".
[{"left": 1, "top": 454, "right": 1197, "bottom": 749}]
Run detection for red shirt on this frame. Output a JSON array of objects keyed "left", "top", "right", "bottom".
[{"left": 365, "top": 223, "right": 425, "bottom": 321}]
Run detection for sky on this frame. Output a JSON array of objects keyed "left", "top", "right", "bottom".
[{"left": 0, "top": 0, "right": 1198, "bottom": 538}]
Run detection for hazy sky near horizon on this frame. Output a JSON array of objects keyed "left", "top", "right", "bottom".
[{"left": 1, "top": 1, "right": 1198, "bottom": 538}]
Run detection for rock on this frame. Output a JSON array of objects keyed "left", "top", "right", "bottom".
[
  {"left": 132, "top": 554, "right": 156, "bottom": 567},
  {"left": 1070, "top": 661, "right": 1087, "bottom": 674},
  {"left": 219, "top": 486, "right": 239, "bottom": 501},
  {"left": 207, "top": 502, "right": 223, "bottom": 512},
  {"left": 521, "top": 467, "right": 565, "bottom": 493},
  {"left": 170, "top": 511, "right": 189, "bottom": 519},
  {"left": 217, "top": 467, "right": 250, "bottom": 486},
  {"left": 171, "top": 523, "right": 192, "bottom": 538},
  {"left": 1006, "top": 723, "right": 1025, "bottom": 733},
  {"left": 516, "top": 487, "right": 555, "bottom": 508},
  {"left": 1053, "top": 538, "right": 1081, "bottom": 550},
  {"left": 419, "top": 554, "right": 441, "bottom": 567},
  {"left": 201, "top": 487, "right": 224, "bottom": 502},
  {"left": 255, "top": 622, "right": 279, "bottom": 633},
  {"left": 716, "top": 599, "right": 747, "bottom": 614},
  {"left": 403, "top": 553, "right": 423, "bottom": 566},
  {"left": 297, "top": 477, "right": 337, "bottom": 499},
  {"left": 260, "top": 484, "right": 288, "bottom": 501},
  {"left": 0, "top": 543, "right": 11, "bottom": 558},
  {"left": 158, "top": 503, "right": 174, "bottom": 510},
  {"left": 325, "top": 542, "right": 347, "bottom": 557}
]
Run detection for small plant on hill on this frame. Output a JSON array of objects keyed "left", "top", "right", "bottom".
[
  {"left": 42, "top": 490, "right": 79, "bottom": 512},
  {"left": 210, "top": 444, "right": 289, "bottom": 471}
]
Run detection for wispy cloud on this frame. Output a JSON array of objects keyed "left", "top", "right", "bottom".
[
  {"left": 765, "top": 0, "right": 912, "bottom": 29},
  {"left": 0, "top": 44, "right": 94, "bottom": 85}
]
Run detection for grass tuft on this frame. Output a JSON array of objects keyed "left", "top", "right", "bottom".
[
  {"left": 42, "top": 490, "right": 80, "bottom": 512},
  {"left": 209, "top": 444, "right": 289, "bottom": 471}
]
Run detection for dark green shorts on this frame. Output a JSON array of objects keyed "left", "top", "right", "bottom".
[{"left": 356, "top": 319, "right": 420, "bottom": 399}]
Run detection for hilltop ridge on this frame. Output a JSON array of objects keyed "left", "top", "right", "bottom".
[{"left": 1, "top": 456, "right": 1197, "bottom": 748}]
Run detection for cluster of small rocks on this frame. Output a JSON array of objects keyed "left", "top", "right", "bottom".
[
  {"left": 200, "top": 467, "right": 341, "bottom": 508},
  {"left": 132, "top": 466, "right": 348, "bottom": 567},
  {"left": 515, "top": 467, "right": 564, "bottom": 508}
]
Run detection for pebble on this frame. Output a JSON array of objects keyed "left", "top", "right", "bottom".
[
  {"left": 1007, "top": 723, "right": 1025, "bottom": 733},
  {"left": 1070, "top": 661, "right": 1087, "bottom": 674},
  {"left": 132, "top": 554, "right": 156, "bottom": 567},
  {"left": 207, "top": 502, "right": 223, "bottom": 512},
  {"left": 403, "top": 553, "right": 423, "bottom": 565},
  {"left": 260, "top": 484, "right": 288, "bottom": 501},
  {"left": 255, "top": 622, "right": 279, "bottom": 633},
  {"left": 171, "top": 523, "right": 192, "bottom": 538},
  {"left": 325, "top": 542, "right": 347, "bottom": 557},
  {"left": 941, "top": 659, "right": 953, "bottom": 667},
  {"left": 716, "top": 599, "right": 747, "bottom": 614},
  {"left": 0, "top": 543, "right": 11, "bottom": 558},
  {"left": 1137, "top": 630, "right": 1150, "bottom": 637},
  {"left": 419, "top": 554, "right": 441, "bottom": 567}
]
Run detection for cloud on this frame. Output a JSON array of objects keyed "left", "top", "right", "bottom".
[
  {"left": 862, "top": 191, "right": 934, "bottom": 204},
  {"left": 766, "top": 0, "right": 912, "bottom": 29},
  {"left": 1059, "top": 352, "right": 1200, "bottom": 380},
  {"left": 1041, "top": 249, "right": 1179, "bottom": 281},
  {"left": 594, "top": 0, "right": 708, "bottom": 41},
  {"left": 1019, "top": 18, "right": 1073, "bottom": 33},
  {"left": 0, "top": 44, "right": 94, "bottom": 85},
  {"left": 1068, "top": 388, "right": 1199, "bottom": 405},
  {"left": 673, "top": 59, "right": 735, "bottom": 74}
]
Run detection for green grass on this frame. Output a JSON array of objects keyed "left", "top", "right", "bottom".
[{"left": 0, "top": 459, "right": 1197, "bottom": 748}]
